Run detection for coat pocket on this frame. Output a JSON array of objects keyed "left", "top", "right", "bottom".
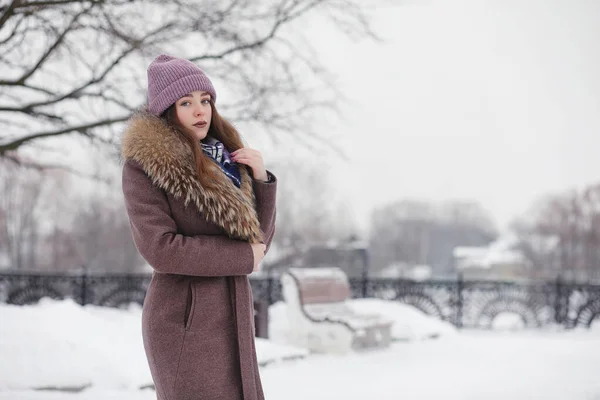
[{"left": 183, "top": 283, "right": 196, "bottom": 331}]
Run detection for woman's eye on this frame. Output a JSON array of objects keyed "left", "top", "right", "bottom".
[
  {"left": 202, "top": 99, "right": 210, "bottom": 104},
  {"left": 180, "top": 101, "right": 190, "bottom": 106}
]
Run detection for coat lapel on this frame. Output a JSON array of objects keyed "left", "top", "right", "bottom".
[{"left": 121, "top": 109, "right": 264, "bottom": 243}]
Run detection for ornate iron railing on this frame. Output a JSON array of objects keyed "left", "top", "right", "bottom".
[{"left": 1, "top": 272, "right": 599, "bottom": 329}]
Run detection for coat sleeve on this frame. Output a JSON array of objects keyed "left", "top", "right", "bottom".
[
  {"left": 122, "top": 159, "right": 254, "bottom": 276},
  {"left": 252, "top": 171, "right": 277, "bottom": 254}
]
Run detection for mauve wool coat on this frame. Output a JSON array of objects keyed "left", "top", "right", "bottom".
[{"left": 121, "top": 110, "right": 277, "bottom": 400}]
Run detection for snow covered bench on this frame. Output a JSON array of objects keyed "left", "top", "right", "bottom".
[{"left": 281, "top": 267, "right": 393, "bottom": 354}]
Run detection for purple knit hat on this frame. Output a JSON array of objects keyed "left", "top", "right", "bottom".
[{"left": 147, "top": 54, "right": 217, "bottom": 117}]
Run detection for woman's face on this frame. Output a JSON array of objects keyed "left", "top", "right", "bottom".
[{"left": 174, "top": 91, "right": 212, "bottom": 141}]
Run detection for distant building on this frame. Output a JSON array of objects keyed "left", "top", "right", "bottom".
[
  {"left": 262, "top": 237, "right": 369, "bottom": 278},
  {"left": 0, "top": 250, "right": 9, "bottom": 270},
  {"left": 453, "top": 234, "right": 531, "bottom": 280},
  {"left": 376, "top": 262, "right": 433, "bottom": 281}
]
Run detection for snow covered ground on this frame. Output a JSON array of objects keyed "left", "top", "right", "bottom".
[{"left": 1, "top": 298, "right": 600, "bottom": 400}]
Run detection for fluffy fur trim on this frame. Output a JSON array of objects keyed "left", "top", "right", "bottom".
[{"left": 121, "top": 109, "right": 263, "bottom": 243}]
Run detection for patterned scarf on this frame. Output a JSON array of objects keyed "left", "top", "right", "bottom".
[{"left": 200, "top": 136, "right": 242, "bottom": 188}]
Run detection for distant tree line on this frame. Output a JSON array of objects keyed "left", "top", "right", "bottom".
[{"left": 3, "top": 153, "right": 600, "bottom": 283}]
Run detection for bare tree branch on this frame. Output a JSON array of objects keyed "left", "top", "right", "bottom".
[
  {"left": 13, "top": 6, "right": 91, "bottom": 85},
  {"left": 0, "top": 12, "right": 25, "bottom": 45},
  {"left": 3, "top": 151, "right": 112, "bottom": 183},
  {"left": 0, "top": 0, "right": 96, "bottom": 15},
  {"left": 324, "top": 0, "right": 381, "bottom": 40},
  {"left": 1, "top": 21, "right": 175, "bottom": 119},
  {"left": 6, "top": 108, "right": 67, "bottom": 123},
  {"left": 190, "top": 0, "right": 325, "bottom": 61},
  {"left": 0, "top": 114, "right": 131, "bottom": 154},
  {"left": 0, "top": 0, "right": 22, "bottom": 29}
]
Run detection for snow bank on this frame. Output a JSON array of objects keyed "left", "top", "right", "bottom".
[
  {"left": 348, "top": 298, "right": 457, "bottom": 340},
  {"left": 0, "top": 298, "right": 150, "bottom": 391},
  {"left": 0, "top": 299, "right": 306, "bottom": 390},
  {"left": 255, "top": 339, "right": 308, "bottom": 366}
]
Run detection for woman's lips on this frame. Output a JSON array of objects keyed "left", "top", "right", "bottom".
[{"left": 193, "top": 121, "right": 207, "bottom": 128}]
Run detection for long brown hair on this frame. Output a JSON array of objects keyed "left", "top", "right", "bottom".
[{"left": 163, "top": 99, "right": 245, "bottom": 189}]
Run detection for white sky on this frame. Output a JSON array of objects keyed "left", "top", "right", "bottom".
[{"left": 295, "top": 0, "right": 600, "bottom": 233}]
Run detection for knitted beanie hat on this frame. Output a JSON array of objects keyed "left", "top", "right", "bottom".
[{"left": 147, "top": 54, "right": 217, "bottom": 117}]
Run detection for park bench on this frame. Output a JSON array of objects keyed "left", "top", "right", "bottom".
[{"left": 280, "top": 267, "right": 393, "bottom": 354}]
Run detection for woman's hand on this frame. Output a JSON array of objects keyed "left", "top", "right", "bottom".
[
  {"left": 250, "top": 243, "right": 266, "bottom": 272},
  {"left": 231, "top": 148, "right": 268, "bottom": 181}
]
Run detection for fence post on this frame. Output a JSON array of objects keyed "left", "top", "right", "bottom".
[
  {"left": 360, "top": 247, "right": 369, "bottom": 298},
  {"left": 252, "top": 275, "right": 273, "bottom": 339},
  {"left": 554, "top": 274, "right": 565, "bottom": 326},
  {"left": 267, "top": 275, "right": 273, "bottom": 305},
  {"left": 361, "top": 275, "right": 368, "bottom": 298},
  {"left": 126, "top": 273, "right": 134, "bottom": 304},
  {"left": 456, "top": 273, "right": 464, "bottom": 329},
  {"left": 80, "top": 267, "right": 88, "bottom": 306},
  {"left": 253, "top": 300, "right": 269, "bottom": 338}
]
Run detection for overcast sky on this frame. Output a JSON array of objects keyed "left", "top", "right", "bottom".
[
  {"left": 43, "top": 0, "right": 600, "bottom": 238},
  {"left": 291, "top": 0, "right": 600, "bottom": 234}
]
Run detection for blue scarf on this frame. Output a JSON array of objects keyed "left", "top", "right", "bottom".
[{"left": 200, "top": 137, "right": 242, "bottom": 188}]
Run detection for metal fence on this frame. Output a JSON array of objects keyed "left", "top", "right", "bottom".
[{"left": 1, "top": 271, "right": 600, "bottom": 329}]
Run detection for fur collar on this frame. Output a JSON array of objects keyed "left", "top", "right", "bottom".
[{"left": 121, "top": 109, "right": 263, "bottom": 243}]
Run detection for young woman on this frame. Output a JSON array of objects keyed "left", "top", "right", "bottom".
[{"left": 121, "top": 54, "right": 277, "bottom": 400}]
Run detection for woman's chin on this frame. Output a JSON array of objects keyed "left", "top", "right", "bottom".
[{"left": 194, "top": 130, "right": 208, "bottom": 141}]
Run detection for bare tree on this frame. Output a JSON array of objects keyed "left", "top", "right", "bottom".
[
  {"left": 0, "top": 155, "right": 144, "bottom": 272},
  {"left": 0, "top": 158, "right": 45, "bottom": 269},
  {"left": 0, "top": 0, "right": 378, "bottom": 160},
  {"left": 70, "top": 195, "right": 144, "bottom": 272},
  {"left": 512, "top": 184, "right": 600, "bottom": 281},
  {"left": 0, "top": 156, "right": 88, "bottom": 270}
]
